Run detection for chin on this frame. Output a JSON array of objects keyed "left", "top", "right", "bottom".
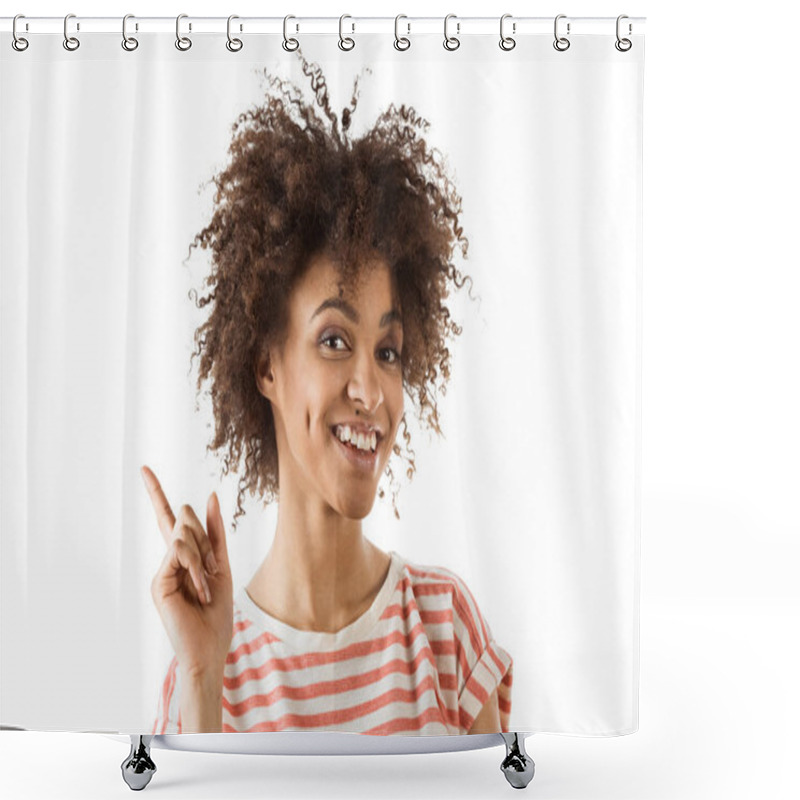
[{"left": 336, "top": 491, "right": 377, "bottom": 520}]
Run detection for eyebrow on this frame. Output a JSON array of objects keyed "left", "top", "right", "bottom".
[{"left": 310, "top": 297, "right": 402, "bottom": 328}]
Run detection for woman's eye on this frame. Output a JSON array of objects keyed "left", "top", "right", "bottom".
[
  {"left": 321, "top": 334, "right": 400, "bottom": 364},
  {"left": 321, "top": 334, "right": 347, "bottom": 351},
  {"left": 381, "top": 348, "right": 402, "bottom": 364}
]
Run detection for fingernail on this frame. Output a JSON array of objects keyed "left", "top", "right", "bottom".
[
  {"left": 207, "top": 552, "right": 219, "bottom": 575},
  {"left": 202, "top": 574, "right": 212, "bottom": 604},
  {"left": 140, "top": 466, "right": 149, "bottom": 489}
]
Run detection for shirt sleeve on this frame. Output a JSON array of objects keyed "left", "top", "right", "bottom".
[
  {"left": 450, "top": 573, "right": 514, "bottom": 733},
  {"left": 151, "top": 655, "right": 182, "bottom": 734}
]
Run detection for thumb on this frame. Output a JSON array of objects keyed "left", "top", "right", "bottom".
[{"left": 206, "top": 491, "right": 229, "bottom": 569}]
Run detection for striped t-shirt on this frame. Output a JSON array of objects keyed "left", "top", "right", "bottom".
[{"left": 152, "top": 549, "right": 513, "bottom": 735}]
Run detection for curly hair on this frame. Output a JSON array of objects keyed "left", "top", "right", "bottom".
[{"left": 185, "top": 49, "right": 476, "bottom": 531}]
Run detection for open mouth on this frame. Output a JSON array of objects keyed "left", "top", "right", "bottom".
[
  {"left": 331, "top": 424, "right": 379, "bottom": 452},
  {"left": 331, "top": 426, "right": 379, "bottom": 470}
]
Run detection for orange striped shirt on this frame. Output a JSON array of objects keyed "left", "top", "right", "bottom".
[{"left": 152, "top": 550, "right": 513, "bottom": 735}]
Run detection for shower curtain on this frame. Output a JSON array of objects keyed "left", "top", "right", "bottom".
[{"left": 0, "top": 16, "right": 644, "bottom": 737}]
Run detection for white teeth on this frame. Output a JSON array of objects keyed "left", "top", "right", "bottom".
[{"left": 335, "top": 425, "right": 377, "bottom": 453}]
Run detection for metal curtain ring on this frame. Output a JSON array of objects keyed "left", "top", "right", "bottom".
[
  {"left": 175, "top": 14, "right": 192, "bottom": 51},
  {"left": 394, "top": 14, "right": 410, "bottom": 51},
  {"left": 615, "top": 14, "right": 632, "bottom": 51},
  {"left": 63, "top": 13, "right": 80, "bottom": 51},
  {"left": 227, "top": 15, "right": 243, "bottom": 52},
  {"left": 443, "top": 14, "right": 460, "bottom": 51},
  {"left": 553, "top": 14, "right": 570, "bottom": 51},
  {"left": 283, "top": 15, "right": 299, "bottom": 51},
  {"left": 12, "top": 14, "right": 29, "bottom": 52},
  {"left": 339, "top": 14, "right": 355, "bottom": 51},
  {"left": 122, "top": 14, "right": 138, "bottom": 51},
  {"left": 499, "top": 13, "right": 516, "bottom": 51}
]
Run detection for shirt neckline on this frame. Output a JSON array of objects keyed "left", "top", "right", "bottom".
[{"left": 235, "top": 549, "right": 405, "bottom": 651}]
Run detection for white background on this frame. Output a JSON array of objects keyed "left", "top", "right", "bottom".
[{"left": 1, "top": 1, "right": 798, "bottom": 799}]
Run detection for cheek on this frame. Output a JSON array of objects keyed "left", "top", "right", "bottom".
[
  {"left": 281, "top": 373, "right": 315, "bottom": 438},
  {"left": 387, "top": 379, "right": 405, "bottom": 433}
]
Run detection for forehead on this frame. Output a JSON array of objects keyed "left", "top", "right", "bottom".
[{"left": 294, "top": 251, "right": 398, "bottom": 315}]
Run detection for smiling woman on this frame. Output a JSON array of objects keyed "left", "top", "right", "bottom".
[
  {"left": 253, "top": 251, "right": 406, "bottom": 523},
  {"left": 183, "top": 53, "right": 475, "bottom": 531},
  {"left": 145, "top": 48, "right": 513, "bottom": 736}
]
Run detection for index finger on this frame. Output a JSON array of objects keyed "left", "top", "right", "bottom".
[{"left": 140, "top": 465, "right": 176, "bottom": 545}]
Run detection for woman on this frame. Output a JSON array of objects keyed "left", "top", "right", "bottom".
[{"left": 145, "top": 52, "right": 513, "bottom": 735}]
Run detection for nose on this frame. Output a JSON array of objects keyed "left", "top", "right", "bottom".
[{"left": 346, "top": 348, "right": 384, "bottom": 414}]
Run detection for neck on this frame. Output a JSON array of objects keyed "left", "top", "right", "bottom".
[{"left": 246, "top": 480, "right": 389, "bottom": 632}]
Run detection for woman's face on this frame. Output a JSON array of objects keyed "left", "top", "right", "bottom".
[{"left": 256, "top": 251, "right": 404, "bottom": 520}]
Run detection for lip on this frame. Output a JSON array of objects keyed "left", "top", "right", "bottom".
[{"left": 331, "top": 427, "right": 379, "bottom": 472}]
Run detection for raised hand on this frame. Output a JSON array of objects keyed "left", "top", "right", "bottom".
[{"left": 142, "top": 465, "right": 234, "bottom": 685}]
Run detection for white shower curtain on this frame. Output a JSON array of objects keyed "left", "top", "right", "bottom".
[{"left": 0, "top": 18, "right": 643, "bottom": 736}]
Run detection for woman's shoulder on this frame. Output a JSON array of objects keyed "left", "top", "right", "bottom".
[
  {"left": 396, "top": 551, "right": 474, "bottom": 594},
  {"left": 394, "top": 552, "right": 486, "bottom": 625},
  {"left": 395, "top": 552, "right": 506, "bottom": 684}
]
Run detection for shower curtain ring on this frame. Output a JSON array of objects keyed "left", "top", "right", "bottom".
[
  {"left": 122, "top": 14, "right": 139, "bottom": 52},
  {"left": 615, "top": 15, "right": 632, "bottom": 51},
  {"left": 394, "top": 15, "right": 410, "bottom": 51},
  {"left": 283, "top": 15, "right": 299, "bottom": 51},
  {"left": 175, "top": 14, "right": 192, "bottom": 51},
  {"left": 63, "top": 13, "right": 80, "bottom": 51},
  {"left": 443, "top": 14, "right": 460, "bottom": 51},
  {"left": 499, "top": 14, "right": 516, "bottom": 51},
  {"left": 12, "top": 15, "right": 29, "bottom": 52},
  {"left": 553, "top": 14, "right": 570, "bottom": 51},
  {"left": 339, "top": 15, "right": 355, "bottom": 51},
  {"left": 226, "top": 15, "right": 243, "bottom": 52}
]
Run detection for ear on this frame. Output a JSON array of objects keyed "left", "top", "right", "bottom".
[{"left": 255, "top": 348, "right": 276, "bottom": 402}]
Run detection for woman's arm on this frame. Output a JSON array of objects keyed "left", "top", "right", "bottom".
[
  {"left": 143, "top": 467, "right": 233, "bottom": 734},
  {"left": 180, "top": 669, "right": 224, "bottom": 733},
  {"left": 467, "top": 687, "right": 501, "bottom": 734}
]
